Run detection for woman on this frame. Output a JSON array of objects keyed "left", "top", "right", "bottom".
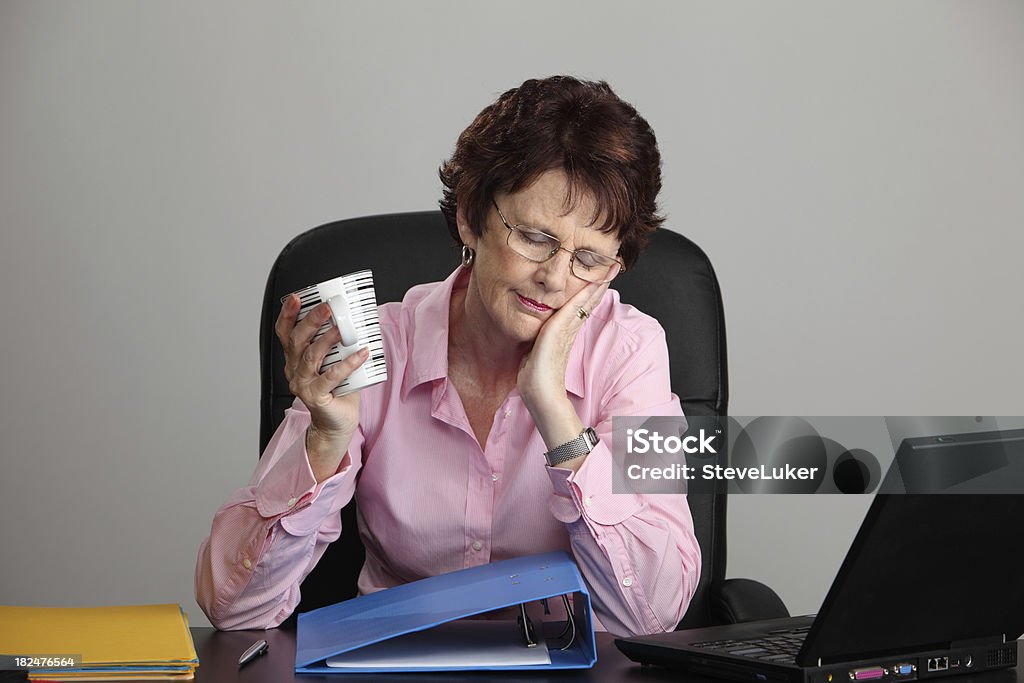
[{"left": 195, "top": 76, "right": 700, "bottom": 637}]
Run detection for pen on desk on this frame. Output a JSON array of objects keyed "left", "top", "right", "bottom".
[{"left": 238, "top": 639, "right": 268, "bottom": 667}]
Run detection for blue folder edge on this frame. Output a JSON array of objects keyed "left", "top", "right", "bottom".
[{"left": 295, "top": 551, "right": 596, "bottom": 673}]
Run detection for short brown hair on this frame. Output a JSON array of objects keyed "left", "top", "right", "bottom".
[{"left": 438, "top": 76, "right": 664, "bottom": 270}]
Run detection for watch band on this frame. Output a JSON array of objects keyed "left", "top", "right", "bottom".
[{"left": 544, "top": 428, "right": 600, "bottom": 467}]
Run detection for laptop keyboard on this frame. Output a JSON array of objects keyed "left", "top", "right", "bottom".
[{"left": 690, "top": 625, "right": 811, "bottom": 665}]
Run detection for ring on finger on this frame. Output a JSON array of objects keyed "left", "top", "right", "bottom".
[{"left": 576, "top": 307, "right": 590, "bottom": 320}]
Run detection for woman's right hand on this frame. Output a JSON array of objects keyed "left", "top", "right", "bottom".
[{"left": 275, "top": 294, "right": 369, "bottom": 478}]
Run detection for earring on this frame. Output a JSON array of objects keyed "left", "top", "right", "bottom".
[{"left": 461, "top": 245, "right": 476, "bottom": 268}]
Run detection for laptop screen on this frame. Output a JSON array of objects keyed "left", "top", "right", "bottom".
[{"left": 800, "top": 488, "right": 1024, "bottom": 665}]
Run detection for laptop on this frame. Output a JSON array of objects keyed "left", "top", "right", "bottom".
[
  {"left": 882, "top": 417, "right": 1003, "bottom": 456},
  {"left": 883, "top": 428, "right": 1024, "bottom": 494},
  {"left": 616, "top": 434, "right": 1024, "bottom": 683}
]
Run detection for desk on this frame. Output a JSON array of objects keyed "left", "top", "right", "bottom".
[
  {"left": 191, "top": 627, "right": 1023, "bottom": 683},
  {"left": 192, "top": 626, "right": 680, "bottom": 682}
]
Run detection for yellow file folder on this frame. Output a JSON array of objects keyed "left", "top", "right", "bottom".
[{"left": 0, "top": 603, "right": 198, "bottom": 681}]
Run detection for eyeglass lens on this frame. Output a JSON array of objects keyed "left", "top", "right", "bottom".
[{"left": 506, "top": 228, "right": 618, "bottom": 283}]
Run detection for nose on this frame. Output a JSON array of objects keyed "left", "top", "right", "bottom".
[{"left": 533, "top": 247, "right": 575, "bottom": 292}]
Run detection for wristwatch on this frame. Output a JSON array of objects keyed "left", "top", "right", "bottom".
[{"left": 544, "top": 428, "right": 600, "bottom": 467}]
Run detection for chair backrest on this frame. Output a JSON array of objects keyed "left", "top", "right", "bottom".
[{"left": 259, "top": 211, "right": 729, "bottom": 627}]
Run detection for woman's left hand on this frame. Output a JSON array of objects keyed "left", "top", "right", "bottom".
[{"left": 517, "top": 274, "right": 615, "bottom": 412}]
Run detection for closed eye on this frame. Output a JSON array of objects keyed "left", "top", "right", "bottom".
[
  {"left": 574, "top": 251, "right": 603, "bottom": 268},
  {"left": 518, "top": 228, "right": 557, "bottom": 245}
]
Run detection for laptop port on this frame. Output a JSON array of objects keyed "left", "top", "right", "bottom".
[
  {"left": 849, "top": 667, "right": 886, "bottom": 680},
  {"left": 894, "top": 664, "right": 915, "bottom": 676},
  {"left": 927, "top": 657, "right": 949, "bottom": 672}
]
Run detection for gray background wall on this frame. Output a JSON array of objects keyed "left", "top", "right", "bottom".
[{"left": 1, "top": 1, "right": 1022, "bottom": 627}]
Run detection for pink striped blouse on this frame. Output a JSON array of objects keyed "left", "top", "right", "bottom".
[{"left": 195, "top": 266, "right": 700, "bottom": 636}]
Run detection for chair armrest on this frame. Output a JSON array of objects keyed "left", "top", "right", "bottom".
[{"left": 710, "top": 578, "right": 790, "bottom": 624}]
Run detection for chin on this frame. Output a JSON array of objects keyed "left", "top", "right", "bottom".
[
  {"left": 501, "top": 312, "right": 543, "bottom": 345},
  {"left": 509, "top": 321, "right": 542, "bottom": 345},
  {"left": 485, "top": 295, "right": 546, "bottom": 346}
]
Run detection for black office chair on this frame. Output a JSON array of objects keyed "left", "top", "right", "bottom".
[{"left": 259, "top": 211, "right": 789, "bottom": 628}]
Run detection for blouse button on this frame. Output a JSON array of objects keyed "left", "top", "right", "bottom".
[
  {"left": 242, "top": 558, "right": 253, "bottom": 570},
  {"left": 472, "top": 541, "right": 483, "bottom": 551},
  {"left": 622, "top": 577, "right": 633, "bottom": 588}
]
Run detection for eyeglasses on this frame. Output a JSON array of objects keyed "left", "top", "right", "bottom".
[{"left": 492, "top": 199, "right": 625, "bottom": 284}]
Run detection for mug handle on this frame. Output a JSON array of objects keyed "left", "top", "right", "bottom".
[{"left": 327, "top": 294, "right": 360, "bottom": 347}]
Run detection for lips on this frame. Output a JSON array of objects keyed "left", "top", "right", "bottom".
[{"left": 516, "top": 293, "right": 553, "bottom": 312}]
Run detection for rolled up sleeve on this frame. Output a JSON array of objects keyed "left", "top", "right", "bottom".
[
  {"left": 546, "top": 328, "right": 701, "bottom": 637},
  {"left": 195, "top": 398, "right": 364, "bottom": 630}
]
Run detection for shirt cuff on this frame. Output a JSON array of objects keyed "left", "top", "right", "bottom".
[
  {"left": 547, "top": 466, "right": 581, "bottom": 523},
  {"left": 547, "top": 441, "right": 644, "bottom": 526},
  {"left": 254, "top": 430, "right": 352, "bottom": 523}
]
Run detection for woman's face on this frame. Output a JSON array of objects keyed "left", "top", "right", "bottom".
[{"left": 457, "top": 170, "right": 622, "bottom": 346}]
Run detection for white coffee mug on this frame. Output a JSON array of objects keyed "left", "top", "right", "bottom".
[{"left": 282, "top": 270, "right": 387, "bottom": 396}]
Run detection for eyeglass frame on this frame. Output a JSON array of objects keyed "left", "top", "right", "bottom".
[{"left": 490, "top": 198, "right": 626, "bottom": 283}]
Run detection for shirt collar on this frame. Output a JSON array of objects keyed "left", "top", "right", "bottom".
[{"left": 400, "top": 266, "right": 588, "bottom": 400}]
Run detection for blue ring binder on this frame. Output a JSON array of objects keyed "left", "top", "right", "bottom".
[{"left": 295, "top": 551, "right": 597, "bottom": 673}]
